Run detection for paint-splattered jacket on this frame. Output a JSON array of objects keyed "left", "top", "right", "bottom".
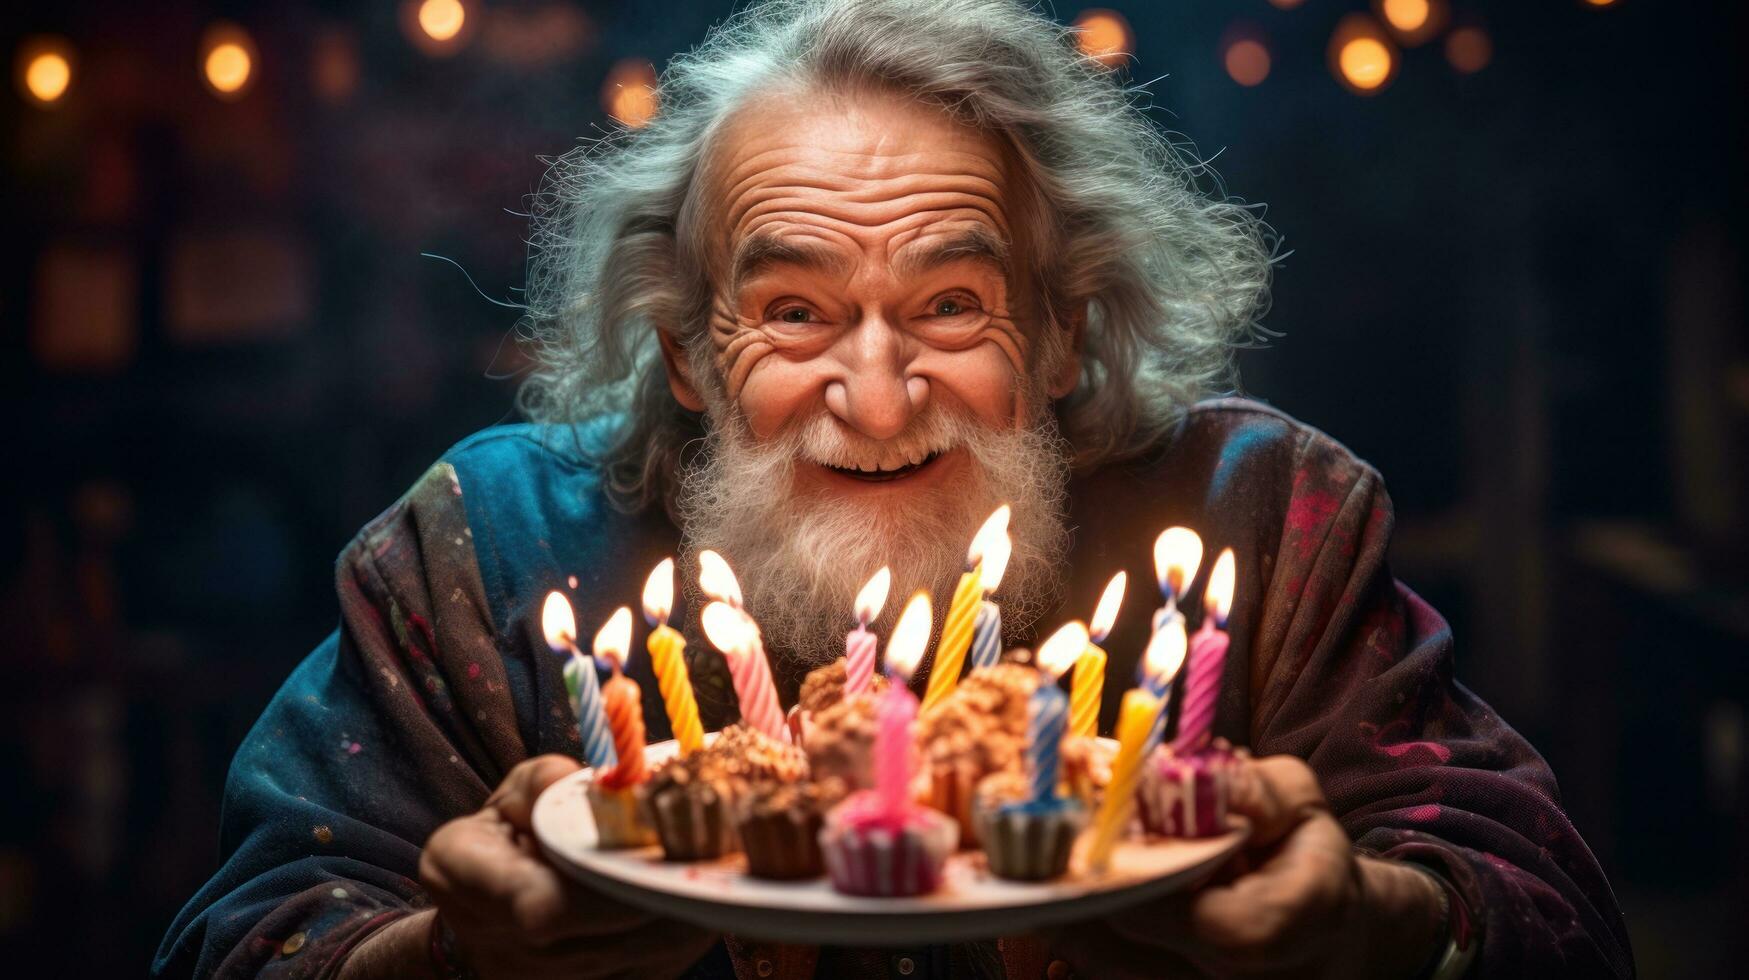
[{"left": 154, "top": 399, "right": 1633, "bottom": 978}]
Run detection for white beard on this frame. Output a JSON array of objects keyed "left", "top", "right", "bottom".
[{"left": 675, "top": 403, "right": 1072, "bottom": 678}]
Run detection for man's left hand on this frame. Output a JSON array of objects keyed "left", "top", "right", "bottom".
[{"left": 1044, "top": 754, "right": 1447, "bottom": 979}]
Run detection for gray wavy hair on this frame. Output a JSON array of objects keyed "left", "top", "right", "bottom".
[{"left": 517, "top": 0, "right": 1273, "bottom": 511}]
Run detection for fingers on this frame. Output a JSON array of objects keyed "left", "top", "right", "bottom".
[
  {"left": 487, "top": 755, "right": 583, "bottom": 831},
  {"left": 1228, "top": 754, "right": 1329, "bottom": 848}
]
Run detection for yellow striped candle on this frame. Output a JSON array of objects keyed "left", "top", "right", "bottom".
[
  {"left": 1071, "top": 572, "right": 1126, "bottom": 737},
  {"left": 921, "top": 505, "right": 1010, "bottom": 712},
  {"left": 642, "top": 558, "right": 703, "bottom": 756},
  {"left": 1086, "top": 687, "right": 1161, "bottom": 872}
]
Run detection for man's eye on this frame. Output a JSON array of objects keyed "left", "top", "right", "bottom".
[
  {"left": 776, "top": 308, "right": 812, "bottom": 324},
  {"left": 933, "top": 298, "right": 971, "bottom": 316}
]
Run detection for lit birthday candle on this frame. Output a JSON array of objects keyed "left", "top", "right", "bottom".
[
  {"left": 1071, "top": 572, "right": 1126, "bottom": 737},
  {"left": 922, "top": 505, "right": 1009, "bottom": 712},
  {"left": 1087, "top": 685, "right": 1161, "bottom": 872},
  {"left": 968, "top": 532, "right": 1012, "bottom": 671},
  {"left": 642, "top": 558, "right": 704, "bottom": 756},
  {"left": 1150, "top": 527, "right": 1203, "bottom": 635},
  {"left": 696, "top": 550, "right": 785, "bottom": 740},
  {"left": 596, "top": 632, "right": 647, "bottom": 788},
  {"left": 879, "top": 592, "right": 932, "bottom": 818},
  {"left": 1174, "top": 548, "right": 1236, "bottom": 752},
  {"left": 844, "top": 567, "right": 891, "bottom": 699},
  {"left": 1030, "top": 621, "right": 1089, "bottom": 804},
  {"left": 1141, "top": 615, "right": 1189, "bottom": 755},
  {"left": 544, "top": 591, "right": 619, "bottom": 771}
]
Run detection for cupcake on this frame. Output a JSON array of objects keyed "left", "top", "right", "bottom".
[
  {"left": 803, "top": 695, "right": 879, "bottom": 791},
  {"left": 1136, "top": 744, "right": 1236, "bottom": 838},
  {"left": 973, "top": 771, "right": 1086, "bottom": 882},
  {"left": 820, "top": 790, "right": 959, "bottom": 897},
  {"left": 639, "top": 724, "right": 808, "bottom": 862},
  {"left": 588, "top": 779, "right": 658, "bottom": 849},
  {"left": 735, "top": 777, "right": 847, "bottom": 880},
  {"left": 1060, "top": 734, "right": 1117, "bottom": 810},
  {"left": 913, "top": 663, "right": 1036, "bottom": 845},
  {"left": 791, "top": 658, "right": 887, "bottom": 743}
]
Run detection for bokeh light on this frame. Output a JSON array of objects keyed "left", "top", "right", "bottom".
[
  {"left": 1376, "top": 0, "right": 1447, "bottom": 47},
  {"left": 602, "top": 58, "right": 658, "bottom": 128},
  {"left": 1267, "top": 0, "right": 1306, "bottom": 9},
  {"left": 419, "top": 0, "right": 466, "bottom": 42},
  {"left": 1224, "top": 38, "right": 1271, "bottom": 88},
  {"left": 310, "top": 28, "right": 360, "bottom": 104},
  {"left": 1072, "top": 9, "right": 1133, "bottom": 68},
  {"left": 1583, "top": 0, "right": 1619, "bottom": 7},
  {"left": 1329, "top": 14, "right": 1398, "bottom": 95},
  {"left": 17, "top": 37, "right": 74, "bottom": 107},
  {"left": 200, "top": 23, "right": 257, "bottom": 101},
  {"left": 1445, "top": 25, "right": 1493, "bottom": 74}
]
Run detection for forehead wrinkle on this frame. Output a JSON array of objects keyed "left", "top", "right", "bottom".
[
  {"left": 730, "top": 229, "right": 854, "bottom": 293},
  {"left": 889, "top": 226, "right": 1012, "bottom": 281}
]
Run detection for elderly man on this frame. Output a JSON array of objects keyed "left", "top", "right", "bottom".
[{"left": 157, "top": 1, "right": 1631, "bottom": 977}]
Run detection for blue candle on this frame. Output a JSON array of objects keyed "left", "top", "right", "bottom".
[
  {"left": 970, "top": 600, "right": 1002, "bottom": 671},
  {"left": 563, "top": 651, "right": 618, "bottom": 770},
  {"left": 1030, "top": 622, "right": 1090, "bottom": 804}
]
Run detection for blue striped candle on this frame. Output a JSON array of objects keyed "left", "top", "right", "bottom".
[
  {"left": 1027, "top": 682, "right": 1068, "bottom": 803},
  {"left": 970, "top": 600, "right": 1002, "bottom": 671},
  {"left": 564, "top": 651, "right": 618, "bottom": 771}
]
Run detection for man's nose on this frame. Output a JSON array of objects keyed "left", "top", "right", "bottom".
[{"left": 823, "top": 313, "right": 928, "bottom": 440}]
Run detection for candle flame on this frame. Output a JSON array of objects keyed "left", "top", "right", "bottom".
[
  {"left": 1206, "top": 548, "right": 1237, "bottom": 624},
  {"left": 966, "top": 504, "right": 1011, "bottom": 567},
  {"left": 642, "top": 557, "right": 675, "bottom": 624},
  {"left": 1144, "top": 617, "right": 1188, "bottom": 685},
  {"left": 541, "top": 590, "right": 577, "bottom": 651},
  {"left": 980, "top": 533, "right": 1013, "bottom": 594},
  {"left": 1089, "top": 571, "right": 1127, "bottom": 641},
  {"left": 1036, "top": 620, "right": 1090, "bottom": 680},
  {"left": 1152, "top": 527, "right": 1203, "bottom": 598},
  {"left": 592, "top": 606, "right": 633, "bottom": 666},
  {"left": 885, "top": 591, "right": 933, "bottom": 680},
  {"left": 854, "top": 567, "right": 892, "bottom": 624},
  {"left": 697, "top": 549, "right": 743, "bottom": 607},
  {"left": 700, "top": 601, "right": 752, "bottom": 655}
]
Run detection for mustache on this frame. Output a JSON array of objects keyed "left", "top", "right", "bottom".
[{"left": 763, "top": 407, "right": 988, "bottom": 473}]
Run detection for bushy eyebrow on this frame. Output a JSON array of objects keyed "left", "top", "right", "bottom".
[
  {"left": 891, "top": 227, "right": 1011, "bottom": 281},
  {"left": 729, "top": 232, "right": 853, "bottom": 291}
]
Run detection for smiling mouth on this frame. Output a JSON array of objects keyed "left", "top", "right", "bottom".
[{"left": 822, "top": 451, "right": 944, "bottom": 482}]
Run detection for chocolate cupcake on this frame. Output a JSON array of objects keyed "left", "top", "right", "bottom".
[
  {"left": 914, "top": 664, "right": 1036, "bottom": 846},
  {"left": 972, "top": 771, "right": 1086, "bottom": 881},
  {"left": 639, "top": 751, "right": 739, "bottom": 861},
  {"left": 803, "top": 695, "right": 879, "bottom": 791},
  {"left": 735, "top": 777, "right": 847, "bottom": 880}
]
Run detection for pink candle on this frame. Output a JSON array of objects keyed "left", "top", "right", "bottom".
[
  {"left": 877, "top": 592, "right": 932, "bottom": 817},
  {"left": 701, "top": 601, "right": 787, "bottom": 741},
  {"left": 845, "top": 568, "right": 891, "bottom": 699},
  {"left": 1173, "top": 548, "right": 1235, "bottom": 751}
]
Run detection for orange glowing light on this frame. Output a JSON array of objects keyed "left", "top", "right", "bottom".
[
  {"left": 1583, "top": 0, "right": 1618, "bottom": 7},
  {"left": 1144, "top": 616, "right": 1188, "bottom": 685},
  {"left": 1330, "top": 15, "right": 1398, "bottom": 95},
  {"left": 1089, "top": 571, "right": 1127, "bottom": 641},
  {"left": 1152, "top": 527, "right": 1203, "bottom": 598},
  {"left": 1072, "top": 9, "right": 1134, "bottom": 68},
  {"left": 541, "top": 590, "right": 577, "bottom": 651},
  {"left": 854, "top": 567, "right": 892, "bottom": 624},
  {"left": 19, "top": 39, "right": 73, "bottom": 106},
  {"left": 1205, "top": 548, "right": 1237, "bottom": 623},
  {"left": 1268, "top": 0, "right": 1306, "bottom": 8},
  {"left": 1037, "top": 621, "right": 1091, "bottom": 681},
  {"left": 603, "top": 58, "right": 658, "bottom": 128},
  {"left": 642, "top": 557, "right": 676, "bottom": 624},
  {"left": 593, "top": 606, "right": 633, "bottom": 664},
  {"left": 1224, "top": 38, "right": 1271, "bottom": 87},
  {"left": 697, "top": 549, "right": 743, "bottom": 607},
  {"left": 700, "top": 601, "right": 754, "bottom": 656},
  {"left": 1375, "top": 0, "right": 1446, "bottom": 46},
  {"left": 419, "top": 0, "right": 466, "bottom": 42},
  {"left": 886, "top": 592, "right": 933, "bottom": 680},
  {"left": 968, "top": 504, "right": 1012, "bottom": 568},
  {"left": 1445, "top": 26, "right": 1492, "bottom": 74},
  {"left": 200, "top": 23, "right": 256, "bottom": 100}
]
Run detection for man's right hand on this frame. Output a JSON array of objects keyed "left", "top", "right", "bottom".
[{"left": 342, "top": 755, "right": 720, "bottom": 980}]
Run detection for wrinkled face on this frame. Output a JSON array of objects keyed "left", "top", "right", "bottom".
[
  {"left": 666, "top": 87, "right": 1071, "bottom": 498},
  {"left": 666, "top": 87, "right": 1075, "bottom": 666}
]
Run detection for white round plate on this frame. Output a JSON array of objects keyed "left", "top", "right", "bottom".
[{"left": 533, "top": 737, "right": 1246, "bottom": 945}]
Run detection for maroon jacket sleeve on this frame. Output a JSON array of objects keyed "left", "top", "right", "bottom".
[{"left": 1246, "top": 428, "right": 1633, "bottom": 976}]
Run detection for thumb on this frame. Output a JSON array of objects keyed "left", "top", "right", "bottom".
[
  {"left": 1227, "top": 755, "right": 1329, "bottom": 849},
  {"left": 486, "top": 754, "right": 583, "bottom": 831}
]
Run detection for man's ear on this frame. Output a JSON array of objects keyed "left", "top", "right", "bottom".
[
  {"left": 656, "top": 328, "right": 707, "bottom": 412},
  {"left": 1046, "top": 304, "right": 1086, "bottom": 399}
]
